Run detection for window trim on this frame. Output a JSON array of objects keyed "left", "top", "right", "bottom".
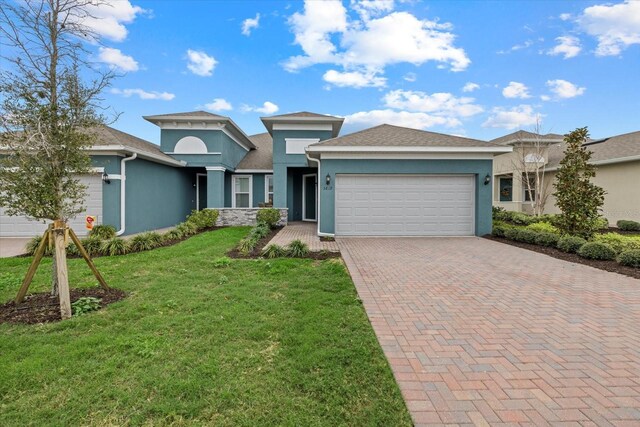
[
  {"left": 232, "top": 175, "right": 253, "bottom": 208},
  {"left": 264, "top": 175, "right": 273, "bottom": 204}
]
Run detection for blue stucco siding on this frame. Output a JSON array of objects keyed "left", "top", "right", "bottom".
[
  {"left": 91, "top": 155, "right": 121, "bottom": 230},
  {"left": 160, "top": 129, "right": 249, "bottom": 169},
  {"left": 319, "top": 159, "right": 494, "bottom": 236},
  {"left": 123, "top": 158, "right": 195, "bottom": 234},
  {"left": 272, "top": 129, "right": 331, "bottom": 211}
]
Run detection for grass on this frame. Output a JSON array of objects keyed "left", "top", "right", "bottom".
[{"left": 0, "top": 227, "right": 411, "bottom": 426}]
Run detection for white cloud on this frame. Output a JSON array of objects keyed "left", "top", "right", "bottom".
[
  {"left": 242, "top": 101, "right": 280, "bottom": 114},
  {"left": 81, "top": 1, "right": 147, "bottom": 42},
  {"left": 351, "top": 0, "right": 395, "bottom": 20},
  {"left": 547, "top": 36, "right": 582, "bottom": 58},
  {"left": 98, "top": 47, "right": 138, "bottom": 72},
  {"left": 546, "top": 79, "right": 586, "bottom": 99},
  {"left": 323, "top": 69, "right": 386, "bottom": 88},
  {"left": 502, "top": 81, "right": 531, "bottom": 99},
  {"left": 559, "top": 13, "right": 572, "bottom": 21},
  {"left": 577, "top": 0, "right": 640, "bottom": 56},
  {"left": 344, "top": 109, "right": 460, "bottom": 129},
  {"left": 462, "top": 82, "right": 479, "bottom": 92},
  {"left": 186, "top": 49, "right": 217, "bottom": 76},
  {"left": 497, "top": 39, "right": 534, "bottom": 54},
  {"left": 483, "top": 105, "right": 542, "bottom": 129},
  {"left": 383, "top": 90, "right": 483, "bottom": 118},
  {"left": 403, "top": 72, "right": 417, "bottom": 82},
  {"left": 111, "top": 88, "right": 174, "bottom": 100},
  {"left": 242, "top": 13, "right": 260, "bottom": 36},
  {"left": 284, "top": 1, "right": 470, "bottom": 79},
  {"left": 204, "top": 98, "right": 233, "bottom": 112},
  {"left": 540, "top": 95, "right": 551, "bottom": 101}
]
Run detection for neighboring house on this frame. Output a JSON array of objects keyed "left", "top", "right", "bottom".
[
  {"left": 1, "top": 111, "right": 513, "bottom": 238},
  {"left": 492, "top": 130, "right": 640, "bottom": 224}
]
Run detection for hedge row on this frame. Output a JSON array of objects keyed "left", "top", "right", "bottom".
[
  {"left": 26, "top": 209, "right": 219, "bottom": 258},
  {"left": 492, "top": 222, "right": 640, "bottom": 268}
]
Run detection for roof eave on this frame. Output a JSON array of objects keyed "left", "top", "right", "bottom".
[
  {"left": 88, "top": 145, "right": 187, "bottom": 167},
  {"left": 260, "top": 116, "right": 345, "bottom": 138},
  {"left": 306, "top": 146, "right": 513, "bottom": 153}
]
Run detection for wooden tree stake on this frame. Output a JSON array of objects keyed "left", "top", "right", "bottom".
[
  {"left": 68, "top": 228, "right": 110, "bottom": 290},
  {"left": 53, "top": 220, "right": 72, "bottom": 319},
  {"left": 15, "top": 226, "right": 50, "bottom": 304}
]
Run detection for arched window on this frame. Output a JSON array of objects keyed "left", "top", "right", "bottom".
[{"left": 174, "top": 136, "right": 207, "bottom": 154}]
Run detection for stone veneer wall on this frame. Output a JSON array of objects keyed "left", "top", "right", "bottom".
[{"left": 215, "top": 208, "right": 288, "bottom": 227}]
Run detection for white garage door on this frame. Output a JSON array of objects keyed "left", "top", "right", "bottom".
[
  {"left": 335, "top": 174, "right": 475, "bottom": 236},
  {"left": 0, "top": 174, "right": 103, "bottom": 237}
]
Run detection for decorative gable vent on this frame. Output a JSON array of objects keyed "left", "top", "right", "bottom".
[{"left": 174, "top": 136, "right": 207, "bottom": 154}]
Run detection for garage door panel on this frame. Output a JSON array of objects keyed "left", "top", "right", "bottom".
[
  {"left": 335, "top": 174, "right": 474, "bottom": 236},
  {"left": 0, "top": 174, "right": 103, "bottom": 237}
]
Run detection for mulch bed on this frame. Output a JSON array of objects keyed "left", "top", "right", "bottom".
[
  {"left": 601, "top": 227, "right": 640, "bottom": 236},
  {"left": 227, "top": 227, "right": 341, "bottom": 260},
  {"left": 484, "top": 235, "right": 640, "bottom": 280},
  {"left": 0, "top": 288, "right": 127, "bottom": 325}
]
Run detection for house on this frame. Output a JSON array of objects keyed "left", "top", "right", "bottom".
[
  {"left": 492, "top": 130, "right": 640, "bottom": 224},
  {"left": 0, "top": 111, "right": 512, "bottom": 238}
]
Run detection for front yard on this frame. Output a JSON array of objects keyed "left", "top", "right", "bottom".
[{"left": 0, "top": 227, "right": 411, "bottom": 425}]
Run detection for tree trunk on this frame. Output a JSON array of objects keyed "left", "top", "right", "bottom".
[{"left": 53, "top": 220, "right": 71, "bottom": 319}]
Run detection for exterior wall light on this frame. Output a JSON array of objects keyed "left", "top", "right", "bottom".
[
  {"left": 325, "top": 173, "right": 331, "bottom": 186},
  {"left": 484, "top": 174, "right": 491, "bottom": 186},
  {"left": 102, "top": 172, "right": 111, "bottom": 184}
]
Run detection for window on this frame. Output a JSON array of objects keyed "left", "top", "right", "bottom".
[
  {"left": 265, "top": 175, "right": 274, "bottom": 205},
  {"left": 233, "top": 175, "right": 252, "bottom": 208},
  {"left": 523, "top": 175, "right": 536, "bottom": 202},
  {"left": 499, "top": 177, "right": 513, "bottom": 202}
]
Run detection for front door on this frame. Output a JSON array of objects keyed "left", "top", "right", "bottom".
[
  {"left": 197, "top": 174, "right": 207, "bottom": 210},
  {"left": 302, "top": 174, "right": 317, "bottom": 222}
]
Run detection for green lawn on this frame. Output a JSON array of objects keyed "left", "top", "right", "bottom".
[{"left": 0, "top": 227, "right": 411, "bottom": 426}]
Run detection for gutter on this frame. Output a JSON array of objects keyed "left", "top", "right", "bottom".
[{"left": 116, "top": 153, "right": 137, "bottom": 236}]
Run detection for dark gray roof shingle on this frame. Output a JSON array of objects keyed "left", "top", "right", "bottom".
[
  {"left": 90, "top": 126, "right": 179, "bottom": 163},
  {"left": 490, "top": 130, "right": 565, "bottom": 146},
  {"left": 313, "top": 124, "right": 494, "bottom": 147},
  {"left": 546, "top": 130, "right": 640, "bottom": 168},
  {"left": 236, "top": 133, "right": 273, "bottom": 170}
]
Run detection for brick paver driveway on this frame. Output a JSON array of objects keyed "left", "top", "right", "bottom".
[{"left": 339, "top": 237, "right": 640, "bottom": 426}]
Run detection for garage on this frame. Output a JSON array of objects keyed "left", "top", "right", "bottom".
[
  {"left": 0, "top": 174, "right": 103, "bottom": 237},
  {"left": 335, "top": 174, "right": 475, "bottom": 236}
]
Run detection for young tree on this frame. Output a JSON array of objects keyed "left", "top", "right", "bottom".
[
  {"left": 510, "top": 122, "right": 552, "bottom": 216},
  {"left": 0, "top": 0, "right": 114, "bottom": 318},
  {"left": 553, "top": 127, "right": 606, "bottom": 238}
]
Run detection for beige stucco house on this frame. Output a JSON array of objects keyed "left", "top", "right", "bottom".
[{"left": 492, "top": 130, "right": 640, "bottom": 225}]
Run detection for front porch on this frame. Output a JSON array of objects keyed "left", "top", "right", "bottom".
[{"left": 268, "top": 222, "right": 339, "bottom": 252}]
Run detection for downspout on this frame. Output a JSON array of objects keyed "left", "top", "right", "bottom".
[
  {"left": 305, "top": 151, "right": 325, "bottom": 237},
  {"left": 116, "top": 152, "right": 137, "bottom": 236}
]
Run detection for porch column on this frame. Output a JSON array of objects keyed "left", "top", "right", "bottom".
[
  {"left": 273, "top": 164, "right": 287, "bottom": 208},
  {"left": 206, "top": 167, "right": 225, "bottom": 208}
]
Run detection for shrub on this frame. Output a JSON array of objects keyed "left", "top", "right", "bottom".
[
  {"left": 617, "top": 220, "right": 640, "bottom": 232},
  {"left": 212, "top": 256, "right": 232, "bottom": 268},
  {"left": 89, "top": 224, "right": 116, "bottom": 240},
  {"left": 66, "top": 242, "right": 79, "bottom": 256},
  {"left": 249, "top": 223, "right": 270, "bottom": 241},
  {"left": 163, "top": 228, "right": 184, "bottom": 242},
  {"left": 287, "top": 240, "right": 309, "bottom": 258},
  {"left": 256, "top": 208, "right": 281, "bottom": 229},
  {"left": 26, "top": 235, "right": 52, "bottom": 256},
  {"left": 176, "top": 221, "right": 198, "bottom": 237},
  {"left": 81, "top": 237, "right": 103, "bottom": 256},
  {"left": 526, "top": 222, "right": 559, "bottom": 234},
  {"left": 186, "top": 209, "right": 219, "bottom": 230},
  {"left": 557, "top": 236, "right": 586, "bottom": 253},
  {"left": 237, "top": 238, "right": 257, "bottom": 255},
  {"left": 617, "top": 250, "right": 640, "bottom": 268},
  {"left": 508, "top": 212, "right": 537, "bottom": 226},
  {"left": 71, "top": 297, "right": 102, "bottom": 316},
  {"left": 130, "top": 232, "right": 162, "bottom": 252},
  {"left": 594, "top": 217, "right": 609, "bottom": 230},
  {"left": 262, "top": 244, "right": 286, "bottom": 259},
  {"left": 492, "top": 223, "right": 509, "bottom": 238},
  {"left": 504, "top": 228, "right": 538, "bottom": 244},
  {"left": 100, "top": 237, "right": 129, "bottom": 256},
  {"left": 535, "top": 232, "right": 560, "bottom": 247},
  {"left": 592, "top": 233, "right": 640, "bottom": 254},
  {"left": 578, "top": 242, "right": 616, "bottom": 260},
  {"left": 503, "top": 227, "right": 521, "bottom": 241}
]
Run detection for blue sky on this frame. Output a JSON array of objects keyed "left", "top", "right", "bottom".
[{"left": 86, "top": 0, "right": 639, "bottom": 143}]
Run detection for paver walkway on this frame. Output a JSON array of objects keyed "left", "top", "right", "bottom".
[
  {"left": 268, "top": 221, "right": 339, "bottom": 252},
  {"left": 339, "top": 237, "right": 640, "bottom": 426}
]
